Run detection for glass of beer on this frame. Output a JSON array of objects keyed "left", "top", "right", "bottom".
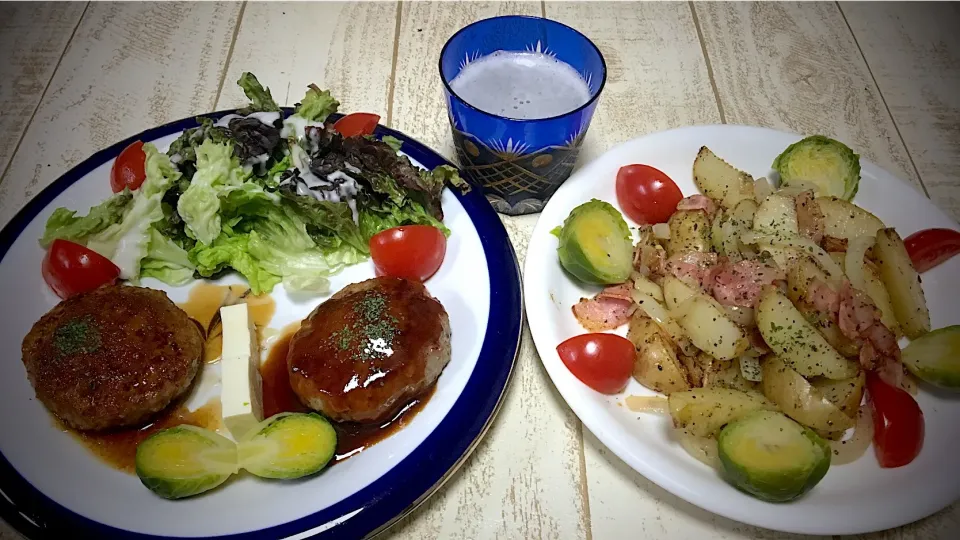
[{"left": 439, "top": 15, "right": 607, "bottom": 215}]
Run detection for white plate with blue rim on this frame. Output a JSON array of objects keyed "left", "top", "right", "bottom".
[
  {"left": 0, "top": 109, "right": 522, "bottom": 539},
  {"left": 524, "top": 124, "right": 960, "bottom": 535}
]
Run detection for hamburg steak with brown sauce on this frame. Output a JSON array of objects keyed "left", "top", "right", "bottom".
[
  {"left": 22, "top": 285, "right": 203, "bottom": 431},
  {"left": 287, "top": 277, "right": 451, "bottom": 424}
]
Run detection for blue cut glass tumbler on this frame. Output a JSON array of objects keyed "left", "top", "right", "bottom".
[{"left": 439, "top": 15, "right": 606, "bottom": 215}]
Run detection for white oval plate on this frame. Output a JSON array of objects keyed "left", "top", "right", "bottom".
[
  {"left": 525, "top": 125, "right": 960, "bottom": 535},
  {"left": 0, "top": 110, "right": 522, "bottom": 539}
]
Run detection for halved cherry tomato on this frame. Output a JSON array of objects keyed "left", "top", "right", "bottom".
[
  {"left": 556, "top": 333, "right": 634, "bottom": 394},
  {"left": 615, "top": 164, "right": 683, "bottom": 225},
  {"left": 333, "top": 113, "right": 381, "bottom": 138},
  {"left": 110, "top": 140, "right": 147, "bottom": 193},
  {"left": 369, "top": 225, "right": 446, "bottom": 281},
  {"left": 867, "top": 372, "right": 924, "bottom": 468},
  {"left": 42, "top": 239, "right": 121, "bottom": 299},
  {"left": 904, "top": 228, "right": 960, "bottom": 273}
]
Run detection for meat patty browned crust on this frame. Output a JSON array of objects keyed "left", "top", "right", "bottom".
[
  {"left": 287, "top": 277, "right": 451, "bottom": 424},
  {"left": 22, "top": 285, "right": 203, "bottom": 431}
]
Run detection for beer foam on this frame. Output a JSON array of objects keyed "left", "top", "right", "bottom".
[{"left": 449, "top": 51, "right": 592, "bottom": 120}]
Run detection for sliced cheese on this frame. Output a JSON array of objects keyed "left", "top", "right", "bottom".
[{"left": 219, "top": 303, "right": 263, "bottom": 439}]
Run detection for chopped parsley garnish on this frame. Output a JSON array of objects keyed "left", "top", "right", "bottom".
[{"left": 53, "top": 316, "right": 102, "bottom": 357}]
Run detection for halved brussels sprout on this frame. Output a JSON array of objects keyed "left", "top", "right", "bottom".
[
  {"left": 556, "top": 199, "right": 634, "bottom": 285},
  {"left": 772, "top": 135, "right": 861, "bottom": 201},
  {"left": 718, "top": 410, "right": 831, "bottom": 503},
  {"left": 239, "top": 412, "right": 337, "bottom": 479},
  {"left": 902, "top": 325, "right": 960, "bottom": 391},
  {"left": 135, "top": 425, "right": 239, "bottom": 500}
]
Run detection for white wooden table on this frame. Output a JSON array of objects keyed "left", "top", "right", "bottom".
[{"left": 1, "top": 2, "right": 958, "bottom": 538}]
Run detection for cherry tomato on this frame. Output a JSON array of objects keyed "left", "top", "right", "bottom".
[
  {"left": 42, "top": 239, "right": 121, "bottom": 299},
  {"left": 904, "top": 228, "right": 960, "bottom": 273},
  {"left": 333, "top": 113, "right": 381, "bottom": 138},
  {"left": 615, "top": 164, "right": 683, "bottom": 225},
  {"left": 556, "top": 333, "right": 634, "bottom": 394},
  {"left": 867, "top": 372, "right": 924, "bottom": 468},
  {"left": 369, "top": 225, "right": 446, "bottom": 281},
  {"left": 110, "top": 141, "right": 147, "bottom": 193}
]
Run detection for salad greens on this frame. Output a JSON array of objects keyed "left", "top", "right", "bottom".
[{"left": 40, "top": 72, "right": 466, "bottom": 294}]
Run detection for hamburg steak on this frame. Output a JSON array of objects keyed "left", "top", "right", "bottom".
[
  {"left": 22, "top": 285, "right": 203, "bottom": 431},
  {"left": 287, "top": 277, "right": 451, "bottom": 424}
]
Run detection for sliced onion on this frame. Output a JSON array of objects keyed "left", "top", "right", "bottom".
[
  {"left": 625, "top": 395, "right": 669, "bottom": 414},
  {"left": 845, "top": 235, "right": 875, "bottom": 293},
  {"left": 774, "top": 179, "right": 818, "bottom": 198},
  {"left": 632, "top": 290, "right": 685, "bottom": 344},
  {"left": 633, "top": 274, "right": 664, "bottom": 302},
  {"left": 753, "top": 176, "right": 773, "bottom": 203},
  {"left": 632, "top": 289, "right": 699, "bottom": 357},
  {"left": 828, "top": 405, "right": 874, "bottom": 465},
  {"left": 652, "top": 223, "right": 670, "bottom": 240},
  {"left": 742, "top": 232, "right": 845, "bottom": 283},
  {"left": 723, "top": 305, "right": 756, "bottom": 327},
  {"left": 676, "top": 429, "right": 721, "bottom": 470}
]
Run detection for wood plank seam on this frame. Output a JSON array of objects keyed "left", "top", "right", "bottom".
[
  {"left": 0, "top": 1, "right": 90, "bottom": 187},
  {"left": 212, "top": 1, "right": 248, "bottom": 109},
  {"left": 386, "top": 0, "right": 403, "bottom": 127},
  {"left": 578, "top": 421, "right": 594, "bottom": 540},
  {"left": 835, "top": 1, "right": 931, "bottom": 199},
  {"left": 688, "top": 2, "right": 726, "bottom": 124}
]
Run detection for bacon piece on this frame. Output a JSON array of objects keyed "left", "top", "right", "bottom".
[
  {"left": 596, "top": 282, "right": 633, "bottom": 302},
  {"left": 795, "top": 190, "right": 824, "bottom": 244},
  {"left": 711, "top": 260, "right": 786, "bottom": 308},
  {"left": 572, "top": 284, "right": 636, "bottom": 331},
  {"left": 836, "top": 281, "right": 902, "bottom": 376},
  {"left": 807, "top": 278, "right": 841, "bottom": 315},
  {"left": 665, "top": 251, "right": 719, "bottom": 290},
  {"left": 676, "top": 195, "right": 718, "bottom": 219},
  {"left": 838, "top": 281, "right": 882, "bottom": 341}
]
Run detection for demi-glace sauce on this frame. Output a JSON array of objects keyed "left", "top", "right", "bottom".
[
  {"left": 58, "top": 399, "right": 222, "bottom": 473},
  {"left": 262, "top": 324, "right": 434, "bottom": 464},
  {"left": 178, "top": 283, "right": 276, "bottom": 363}
]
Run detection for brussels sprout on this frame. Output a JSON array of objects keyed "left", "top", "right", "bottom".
[
  {"left": 238, "top": 412, "right": 337, "bottom": 479},
  {"left": 556, "top": 199, "right": 634, "bottom": 285},
  {"left": 718, "top": 410, "right": 831, "bottom": 503},
  {"left": 135, "top": 425, "right": 239, "bottom": 500},
  {"left": 772, "top": 135, "right": 861, "bottom": 201},
  {"left": 902, "top": 325, "right": 960, "bottom": 391}
]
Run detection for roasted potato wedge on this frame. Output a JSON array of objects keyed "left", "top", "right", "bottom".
[
  {"left": 753, "top": 194, "right": 799, "bottom": 241},
  {"left": 668, "top": 388, "right": 776, "bottom": 437},
  {"left": 761, "top": 356, "right": 855, "bottom": 432},
  {"left": 705, "top": 358, "right": 758, "bottom": 392},
  {"left": 693, "top": 147, "right": 755, "bottom": 209},
  {"left": 667, "top": 210, "right": 712, "bottom": 256},
  {"left": 873, "top": 228, "right": 930, "bottom": 339},
  {"left": 711, "top": 199, "right": 758, "bottom": 259},
  {"left": 810, "top": 371, "right": 866, "bottom": 419},
  {"left": 756, "top": 287, "right": 859, "bottom": 379},
  {"left": 817, "top": 196, "right": 885, "bottom": 240},
  {"left": 667, "top": 280, "right": 749, "bottom": 361},
  {"left": 758, "top": 245, "right": 803, "bottom": 275},
  {"left": 627, "top": 313, "right": 691, "bottom": 394},
  {"left": 680, "top": 353, "right": 757, "bottom": 392}
]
